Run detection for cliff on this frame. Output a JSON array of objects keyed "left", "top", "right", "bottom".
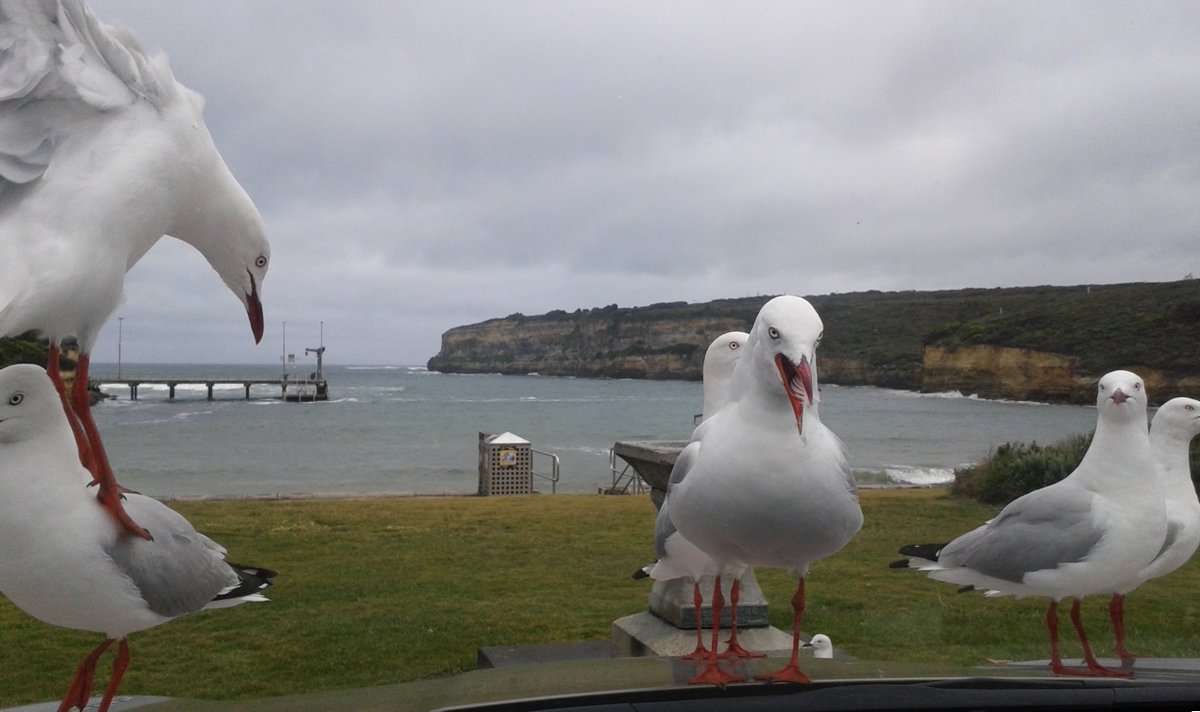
[{"left": 428, "top": 280, "right": 1200, "bottom": 404}]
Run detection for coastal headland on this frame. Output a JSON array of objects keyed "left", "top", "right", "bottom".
[{"left": 428, "top": 280, "right": 1200, "bottom": 405}]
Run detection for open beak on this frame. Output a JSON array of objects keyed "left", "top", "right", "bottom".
[
  {"left": 775, "top": 353, "right": 813, "bottom": 435},
  {"left": 246, "top": 271, "right": 264, "bottom": 344}
]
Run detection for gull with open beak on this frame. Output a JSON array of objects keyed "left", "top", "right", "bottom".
[{"left": 663, "top": 295, "right": 863, "bottom": 685}]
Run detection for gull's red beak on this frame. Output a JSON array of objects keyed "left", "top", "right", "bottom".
[
  {"left": 246, "top": 271, "right": 264, "bottom": 344},
  {"left": 775, "top": 354, "right": 813, "bottom": 435}
]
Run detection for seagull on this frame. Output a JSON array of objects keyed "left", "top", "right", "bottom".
[
  {"left": 804, "top": 633, "right": 833, "bottom": 659},
  {"left": 1107, "top": 396, "right": 1200, "bottom": 659},
  {"left": 701, "top": 331, "right": 747, "bottom": 421},
  {"left": 637, "top": 332, "right": 749, "bottom": 664},
  {"left": 893, "top": 370, "right": 1164, "bottom": 677},
  {"left": 0, "top": 363, "right": 276, "bottom": 712},
  {"left": 0, "top": 0, "right": 271, "bottom": 540},
  {"left": 665, "top": 296, "right": 863, "bottom": 685}
]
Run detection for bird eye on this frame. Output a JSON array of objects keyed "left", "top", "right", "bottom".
[
  {"left": 8, "top": 392, "right": 24, "bottom": 406},
  {"left": 255, "top": 255, "right": 268, "bottom": 269},
  {"left": 1134, "top": 382, "right": 1142, "bottom": 391},
  {"left": 728, "top": 342, "right": 740, "bottom": 350},
  {"left": 1186, "top": 405, "right": 1196, "bottom": 412},
  {"left": 768, "top": 327, "right": 780, "bottom": 339}
]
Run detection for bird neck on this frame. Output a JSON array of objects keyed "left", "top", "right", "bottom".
[
  {"left": 1078, "top": 414, "right": 1155, "bottom": 492},
  {"left": 1151, "top": 428, "right": 1195, "bottom": 492}
]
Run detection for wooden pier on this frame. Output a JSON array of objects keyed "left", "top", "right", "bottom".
[{"left": 91, "top": 377, "right": 328, "bottom": 402}]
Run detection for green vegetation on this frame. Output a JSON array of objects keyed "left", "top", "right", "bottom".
[
  {"left": 2, "top": 491, "right": 1199, "bottom": 707},
  {"left": 953, "top": 433, "right": 1200, "bottom": 505},
  {"left": 0, "top": 333, "right": 50, "bottom": 368},
  {"left": 926, "top": 281, "right": 1200, "bottom": 376}
]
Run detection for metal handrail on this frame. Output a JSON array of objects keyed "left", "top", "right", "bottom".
[
  {"left": 531, "top": 447, "right": 560, "bottom": 494},
  {"left": 606, "top": 447, "right": 647, "bottom": 495}
]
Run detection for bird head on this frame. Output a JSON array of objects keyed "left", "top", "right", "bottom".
[
  {"left": 0, "top": 365, "right": 65, "bottom": 445},
  {"left": 164, "top": 90, "right": 271, "bottom": 345},
  {"left": 748, "top": 296, "right": 824, "bottom": 436},
  {"left": 700, "top": 331, "right": 748, "bottom": 420},
  {"left": 1096, "top": 370, "right": 1147, "bottom": 422},
  {"left": 1151, "top": 397, "right": 1200, "bottom": 442}
]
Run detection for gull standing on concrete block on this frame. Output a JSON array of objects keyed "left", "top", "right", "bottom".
[
  {"left": 665, "top": 296, "right": 863, "bottom": 685},
  {"left": 638, "top": 332, "right": 749, "bottom": 663},
  {"left": 0, "top": 0, "right": 271, "bottom": 540},
  {"left": 0, "top": 364, "right": 276, "bottom": 712},
  {"left": 1107, "top": 396, "right": 1200, "bottom": 659},
  {"left": 893, "top": 370, "right": 1164, "bottom": 677}
]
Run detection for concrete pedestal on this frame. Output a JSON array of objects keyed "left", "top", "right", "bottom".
[
  {"left": 611, "top": 611, "right": 796, "bottom": 658},
  {"left": 647, "top": 572, "right": 770, "bottom": 629}
]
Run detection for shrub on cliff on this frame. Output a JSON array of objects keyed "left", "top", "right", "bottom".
[
  {"left": 953, "top": 432, "right": 1200, "bottom": 506},
  {"left": 0, "top": 334, "right": 49, "bottom": 369}
]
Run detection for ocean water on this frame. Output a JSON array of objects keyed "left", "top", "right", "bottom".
[{"left": 89, "top": 363, "right": 1100, "bottom": 499}]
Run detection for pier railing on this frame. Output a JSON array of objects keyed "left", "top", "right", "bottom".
[{"left": 91, "top": 376, "right": 328, "bottom": 402}]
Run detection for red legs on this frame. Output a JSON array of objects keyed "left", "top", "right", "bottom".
[
  {"left": 1109, "top": 594, "right": 1144, "bottom": 660},
  {"left": 57, "top": 638, "right": 114, "bottom": 712},
  {"left": 57, "top": 638, "right": 132, "bottom": 712},
  {"left": 681, "top": 581, "right": 709, "bottom": 661},
  {"left": 688, "top": 575, "right": 743, "bottom": 686},
  {"left": 47, "top": 345, "right": 95, "bottom": 473},
  {"left": 96, "top": 639, "right": 132, "bottom": 712},
  {"left": 54, "top": 351, "right": 150, "bottom": 541},
  {"left": 758, "top": 578, "right": 811, "bottom": 684},
  {"left": 1047, "top": 599, "right": 1129, "bottom": 677},
  {"left": 719, "top": 577, "right": 764, "bottom": 659}
]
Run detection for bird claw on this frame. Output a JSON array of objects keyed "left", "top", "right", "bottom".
[
  {"left": 687, "top": 661, "right": 744, "bottom": 686},
  {"left": 94, "top": 486, "right": 152, "bottom": 541}
]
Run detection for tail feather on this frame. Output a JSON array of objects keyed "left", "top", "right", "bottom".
[
  {"left": 214, "top": 563, "right": 277, "bottom": 603},
  {"left": 897, "top": 543, "right": 946, "bottom": 561}
]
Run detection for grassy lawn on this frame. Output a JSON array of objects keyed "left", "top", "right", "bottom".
[{"left": 1, "top": 488, "right": 1198, "bottom": 707}]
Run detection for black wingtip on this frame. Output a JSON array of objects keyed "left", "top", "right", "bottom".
[
  {"left": 217, "top": 562, "right": 278, "bottom": 601},
  {"left": 888, "top": 558, "right": 911, "bottom": 569},
  {"left": 632, "top": 568, "right": 650, "bottom": 581},
  {"left": 957, "top": 585, "right": 976, "bottom": 594},
  {"left": 897, "top": 543, "right": 946, "bottom": 561}
]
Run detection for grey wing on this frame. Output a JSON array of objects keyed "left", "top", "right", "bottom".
[
  {"left": 938, "top": 484, "right": 1104, "bottom": 583},
  {"left": 104, "top": 494, "right": 240, "bottom": 619},
  {"left": 652, "top": 498, "right": 678, "bottom": 560},
  {"left": 666, "top": 439, "right": 700, "bottom": 493}
]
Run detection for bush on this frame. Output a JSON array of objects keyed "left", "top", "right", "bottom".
[
  {"left": 953, "top": 433, "right": 1200, "bottom": 506},
  {"left": 951, "top": 434, "right": 1092, "bottom": 505}
]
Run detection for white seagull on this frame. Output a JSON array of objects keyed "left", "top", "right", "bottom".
[
  {"left": 0, "top": 363, "right": 275, "bottom": 712},
  {"left": 665, "top": 296, "right": 863, "bottom": 685},
  {"left": 804, "top": 633, "right": 834, "bottom": 659},
  {"left": 639, "top": 331, "right": 749, "bottom": 663},
  {"left": 0, "top": 0, "right": 271, "bottom": 540},
  {"left": 894, "top": 370, "right": 1165, "bottom": 677},
  {"left": 1107, "top": 396, "right": 1200, "bottom": 658}
]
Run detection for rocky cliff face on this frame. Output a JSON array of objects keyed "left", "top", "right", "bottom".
[
  {"left": 922, "top": 345, "right": 1086, "bottom": 402},
  {"left": 428, "top": 283, "right": 1200, "bottom": 404},
  {"left": 923, "top": 345, "right": 1200, "bottom": 404},
  {"left": 427, "top": 309, "right": 750, "bottom": 379}
]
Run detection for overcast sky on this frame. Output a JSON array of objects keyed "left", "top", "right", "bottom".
[{"left": 82, "top": 1, "right": 1199, "bottom": 367}]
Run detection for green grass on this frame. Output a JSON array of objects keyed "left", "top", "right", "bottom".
[{"left": 2, "top": 490, "right": 1199, "bottom": 707}]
